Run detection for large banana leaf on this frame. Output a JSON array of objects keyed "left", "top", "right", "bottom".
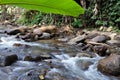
[{"left": 0, "top": 0, "right": 84, "bottom": 17}]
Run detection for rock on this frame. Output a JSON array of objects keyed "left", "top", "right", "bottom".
[
  {"left": 106, "top": 26, "right": 113, "bottom": 32},
  {"left": 93, "top": 45, "right": 110, "bottom": 56},
  {"left": 17, "top": 65, "right": 50, "bottom": 80},
  {"left": 67, "top": 35, "right": 86, "bottom": 45},
  {"left": 39, "top": 25, "right": 57, "bottom": 34},
  {"left": 17, "top": 70, "right": 40, "bottom": 80},
  {"left": 13, "top": 43, "right": 31, "bottom": 48},
  {"left": 6, "top": 27, "right": 28, "bottom": 35},
  {"left": 7, "top": 29, "right": 21, "bottom": 35},
  {"left": 21, "top": 33, "right": 36, "bottom": 41},
  {"left": 99, "top": 26, "right": 105, "bottom": 31},
  {"left": 99, "top": 26, "right": 107, "bottom": 31},
  {"left": 76, "top": 43, "right": 85, "bottom": 47},
  {"left": 57, "top": 38, "right": 69, "bottom": 42},
  {"left": 24, "top": 55, "right": 51, "bottom": 62},
  {"left": 76, "top": 30, "right": 85, "bottom": 36},
  {"left": 109, "top": 33, "right": 117, "bottom": 40},
  {"left": 76, "top": 59, "right": 93, "bottom": 70},
  {"left": 60, "top": 25, "right": 74, "bottom": 36},
  {"left": 45, "top": 70, "right": 84, "bottom": 80},
  {"left": 107, "top": 40, "right": 120, "bottom": 47},
  {"left": 97, "top": 54, "right": 120, "bottom": 76},
  {"left": 91, "top": 35, "right": 110, "bottom": 43},
  {"left": 13, "top": 43, "right": 23, "bottom": 46},
  {"left": 81, "top": 44, "right": 93, "bottom": 51},
  {"left": 115, "top": 35, "right": 120, "bottom": 41},
  {"left": 76, "top": 52, "right": 91, "bottom": 58},
  {"left": 86, "top": 33, "right": 99, "bottom": 39},
  {"left": 39, "top": 32, "right": 51, "bottom": 39},
  {"left": 0, "top": 54, "right": 18, "bottom": 66},
  {"left": 33, "top": 28, "right": 43, "bottom": 36}
]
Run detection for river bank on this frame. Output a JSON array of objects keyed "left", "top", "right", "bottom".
[{"left": 0, "top": 24, "right": 120, "bottom": 80}]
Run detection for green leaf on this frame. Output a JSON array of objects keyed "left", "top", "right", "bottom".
[{"left": 0, "top": 0, "right": 84, "bottom": 17}]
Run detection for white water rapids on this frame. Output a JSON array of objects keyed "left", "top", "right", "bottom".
[{"left": 0, "top": 36, "right": 119, "bottom": 80}]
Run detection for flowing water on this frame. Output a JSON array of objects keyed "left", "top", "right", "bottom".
[{"left": 0, "top": 33, "right": 119, "bottom": 80}]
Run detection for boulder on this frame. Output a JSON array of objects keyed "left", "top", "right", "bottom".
[
  {"left": 38, "top": 25, "right": 57, "bottom": 34},
  {"left": 45, "top": 69, "right": 85, "bottom": 80},
  {"left": 33, "top": 28, "right": 43, "bottom": 36},
  {"left": 93, "top": 45, "right": 110, "bottom": 56},
  {"left": 106, "top": 26, "right": 113, "bottom": 32},
  {"left": 13, "top": 43, "right": 30, "bottom": 48},
  {"left": 107, "top": 40, "right": 120, "bottom": 47},
  {"left": 76, "top": 59, "right": 93, "bottom": 70},
  {"left": 91, "top": 35, "right": 110, "bottom": 43},
  {"left": 99, "top": 26, "right": 105, "bottom": 31},
  {"left": 115, "top": 35, "right": 120, "bottom": 41},
  {"left": 17, "top": 64, "right": 50, "bottom": 80},
  {"left": 6, "top": 27, "right": 28, "bottom": 35},
  {"left": 86, "top": 33, "right": 99, "bottom": 39},
  {"left": 0, "top": 54, "right": 18, "bottom": 66},
  {"left": 21, "top": 33, "right": 36, "bottom": 41},
  {"left": 39, "top": 32, "right": 51, "bottom": 39},
  {"left": 76, "top": 43, "right": 85, "bottom": 47},
  {"left": 109, "top": 33, "right": 117, "bottom": 40},
  {"left": 24, "top": 55, "right": 51, "bottom": 62},
  {"left": 76, "top": 52, "right": 92, "bottom": 58},
  {"left": 57, "top": 38, "right": 69, "bottom": 42},
  {"left": 67, "top": 35, "right": 86, "bottom": 45},
  {"left": 81, "top": 44, "right": 93, "bottom": 52},
  {"left": 97, "top": 54, "right": 120, "bottom": 76},
  {"left": 17, "top": 70, "right": 40, "bottom": 80}
]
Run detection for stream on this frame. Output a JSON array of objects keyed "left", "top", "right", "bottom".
[{"left": 0, "top": 27, "right": 119, "bottom": 80}]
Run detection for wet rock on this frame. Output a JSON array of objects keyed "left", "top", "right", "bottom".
[
  {"left": 76, "top": 43, "right": 85, "bottom": 47},
  {"left": 76, "top": 52, "right": 92, "bottom": 58},
  {"left": 24, "top": 55, "right": 51, "bottom": 62},
  {"left": 76, "top": 59, "right": 93, "bottom": 70},
  {"left": 81, "top": 44, "right": 93, "bottom": 51},
  {"left": 98, "top": 54, "right": 120, "bottom": 76},
  {"left": 39, "top": 32, "right": 51, "bottom": 39},
  {"left": 16, "top": 63, "right": 50, "bottom": 80},
  {"left": 0, "top": 70, "right": 9, "bottom": 80},
  {"left": 0, "top": 54, "right": 18, "bottom": 66},
  {"left": 6, "top": 29, "right": 21, "bottom": 35},
  {"left": 45, "top": 70, "right": 84, "bottom": 80},
  {"left": 67, "top": 35, "right": 86, "bottom": 45},
  {"left": 93, "top": 45, "right": 110, "bottom": 56},
  {"left": 13, "top": 43, "right": 23, "bottom": 47},
  {"left": 107, "top": 40, "right": 120, "bottom": 47},
  {"left": 13, "top": 43, "right": 30, "bottom": 48},
  {"left": 57, "top": 38, "right": 69, "bottom": 42},
  {"left": 91, "top": 35, "right": 110, "bottom": 43},
  {"left": 17, "top": 70, "right": 40, "bottom": 80},
  {"left": 24, "top": 56, "right": 33, "bottom": 61},
  {"left": 21, "top": 33, "right": 36, "bottom": 41},
  {"left": 6, "top": 27, "right": 27, "bottom": 35}
]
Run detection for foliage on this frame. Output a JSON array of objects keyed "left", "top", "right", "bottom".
[
  {"left": 18, "top": 11, "right": 63, "bottom": 25},
  {"left": 18, "top": 10, "right": 84, "bottom": 28},
  {"left": 72, "top": 18, "right": 82, "bottom": 28},
  {"left": 84, "top": 0, "right": 120, "bottom": 28},
  {"left": 0, "top": 0, "right": 84, "bottom": 17}
]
